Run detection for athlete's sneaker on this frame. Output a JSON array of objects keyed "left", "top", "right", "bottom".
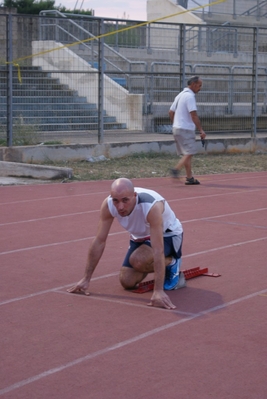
[{"left": 164, "top": 258, "right": 183, "bottom": 290}]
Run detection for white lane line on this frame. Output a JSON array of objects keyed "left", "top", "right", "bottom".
[
  {"left": 183, "top": 236, "right": 267, "bottom": 258},
  {"left": 1, "top": 235, "right": 266, "bottom": 307},
  {"left": 0, "top": 273, "right": 119, "bottom": 306},
  {"left": 167, "top": 187, "right": 267, "bottom": 204},
  {"left": 204, "top": 219, "right": 267, "bottom": 230},
  {"left": 0, "top": 180, "right": 267, "bottom": 212},
  {"left": 0, "top": 190, "right": 109, "bottom": 206},
  {"left": 55, "top": 289, "right": 196, "bottom": 317},
  {"left": 0, "top": 185, "right": 266, "bottom": 226},
  {"left": 1, "top": 286, "right": 267, "bottom": 396},
  {"left": 1, "top": 206, "right": 267, "bottom": 256},
  {"left": 1, "top": 204, "right": 266, "bottom": 228},
  {"left": 0, "top": 274, "right": 196, "bottom": 317},
  {"left": 0, "top": 171, "right": 266, "bottom": 206},
  {"left": 1, "top": 232, "right": 266, "bottom": 266},
  {"left": 183, "top": 207, "right": 267, "bottom": 224},
  {"left": 0, "top": 210, "right": 99, "bottom": 227},
  {"left": 0, "top": 172, "right": 265, "bottom": 206},
  {"left": 0, "top": 231, "right": 126, "bottom": 256}
]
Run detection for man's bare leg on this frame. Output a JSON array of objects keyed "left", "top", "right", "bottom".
[
  {"left": 119, "top": 244, "right": 172, "bottom": 289},
  {"left": 175, "top": 154, "right": 193, "bottom": 179}
]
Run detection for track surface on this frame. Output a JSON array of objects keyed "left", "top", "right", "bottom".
[{"left": 1, "top": 172, "right": 267, "bottom": 398}]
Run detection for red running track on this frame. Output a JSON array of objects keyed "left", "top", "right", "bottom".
[{"left": 0, "top": 172, "right": 267, "bottom": 399}]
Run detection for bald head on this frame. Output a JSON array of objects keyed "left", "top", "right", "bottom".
[
  {"left": 110, "top": 178, "right": 136, "bottom": 217},
  {"left": 111, "top": 178, "right": 134, "bottom": 196}
]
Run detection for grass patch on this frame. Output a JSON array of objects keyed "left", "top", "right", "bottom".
[
  {"left": 42, "top": 152, "right": 267, "bottom": 181},
  {"left": 42, "top": 141, "right": 63, "bottom": 145},
  {"left": 0, "top": 119, "right": 39, "bottom": 146}
]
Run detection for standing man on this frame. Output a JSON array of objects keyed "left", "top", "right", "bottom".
[
  {"left": 169, "top": 75, "right": 206, "bottom": 185},
  {"left": 68, "top": 178, "right": 185, "bottom": 310}
]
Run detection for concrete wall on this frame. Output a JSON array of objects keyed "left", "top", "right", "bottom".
[
  {"left": 0, "top": 137, "right": 266, "bottom": 164},
  {"left": 0, "top": 160, "right": 73, "bottom": 179},
  {"left": 32, "top": 41, "right": 144, "bottom": 131},
  {"left": 146, "top": 0, "right": 205, "bottom": 49},
  {"left": 0, "top": 9, "right": 39, "bottom": 64},
  {"left": 147, "top": 0, "right": 204, "bottom": 24}
]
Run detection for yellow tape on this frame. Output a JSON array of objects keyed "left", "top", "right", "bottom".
[
  {"left": 7, "top": 0, "right": 226, "bottom": 80},
  {"left": 13, "top": 63, "right": 22, "bottom": 83}
]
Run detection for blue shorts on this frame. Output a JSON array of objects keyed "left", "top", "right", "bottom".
[{"left": 122, "top": 234, "right": 183, "bottom": 268}]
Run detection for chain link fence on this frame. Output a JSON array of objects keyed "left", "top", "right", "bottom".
[{"left": 1, "top": 9, "right": 267, "bottom": 146}]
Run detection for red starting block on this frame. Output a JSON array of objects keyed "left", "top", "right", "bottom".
[
  {"left": 131, "top": 267, "right": 221, "bottom": 293},
  {"left": 183, "top": 267, "right": 221, "bottom": 279},
  {"left": 131, "top": 280, "right": 155, "bottom": 293}
]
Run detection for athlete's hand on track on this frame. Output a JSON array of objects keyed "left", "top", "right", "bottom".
[
  {"left": 147, "top": 290, "right": 176, "bottom": 310},
  {"left": 67, "top": 277, "right": 90, "bottom": 296}
]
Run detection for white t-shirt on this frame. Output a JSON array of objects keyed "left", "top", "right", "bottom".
[
  {"left": 107, "top": 187, "right": 183, "bottom": 241},
  {"left": 170, "top": 87, "right": 197, "bottom": 130}
]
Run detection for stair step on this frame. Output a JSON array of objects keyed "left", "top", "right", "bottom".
[
  {"left": 0, "top": 96, "right": 89, "bottom": 104},
  {"left": 0, "top": 109, "right": 101, "bottom": 117},
  {"left": 0, "top": 103, "right": 98, "bottom": 111},
  {"left": 1, "top": 66, "right": 126, "bottom": 131},
  {"left": 0, "top": 116, "right": 117, "bottom": 124},
  {"left": 5, "top": 122, "right": 127, "bottom": 131},
  {"left": 0, "top": 90, "right": 80, "bottom": 97},
  {"left": 0, "top": 71, "right": 56, "bottom": 79},
  {"left": 0, "top": 82, "right": 74, "bottom": 89}
]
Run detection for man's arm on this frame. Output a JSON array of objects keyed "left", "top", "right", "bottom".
[
  {"left": 146, "top": 202, "right": 176, "bottom": 310},
  {"left": 169, "top": 110, "right": 175, "bottom": 124},
  {"left": 67, "top": 198, "right": 114, "bottom": 295},
  {"left": 190, "top": 110, "right": 206, "bottom": 139}
]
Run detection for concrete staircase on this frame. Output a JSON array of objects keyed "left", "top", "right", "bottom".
[{"left": 0, "top": 66, "right": 126, "bottom": 132}]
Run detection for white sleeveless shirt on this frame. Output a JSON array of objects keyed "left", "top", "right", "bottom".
[{"left": 107, "top": 187, "right": 183, "bottom": 241}]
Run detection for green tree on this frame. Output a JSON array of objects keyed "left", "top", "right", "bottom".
[
  {"left": 3, "top": 0, "right": 56, "bottom": 14},
  {"left": 2, "top": 0, "right": 93, "bottom": 15},
  {"left": 56, "top": 5, "right": 93, "bottom": 16}
]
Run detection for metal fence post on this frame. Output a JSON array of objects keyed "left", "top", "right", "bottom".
[
  {"left": 6, "top": 13, "right": 13, "bottom": 147},
  {"left": 179, "top": 24, "right": 185, "bottom": 90},
  {"left": 228, "top": 67, "right": 234, "bottom": 114},
  {"left": 263, "top": 67, "right": 267, "bottom": 114},
  {"left": 198, "top": 26, "right": 202, "bottom": 52},
  {"left": 207, "top": 27, "right": 211, "bottom": 57},
  {"left": 55, "top": 17, "right": 59, "bottom": 42},
  {"left": 233, "top": 0, "right": 237, "bottom": 19},
  {"left": 98, "top": 18, "right": 104, "bottom": 144},
  {"left": 256, "top": 0, "right": 260, "bottom": 21},
  {"left": 115, "top": 20, "right": 119, "bottom": 52},
  {"left": 251, "top": 27, "right": 258, "bottom": 139},
  {"left": 147, "top": 24, "right": 152, "bottom": 54}
]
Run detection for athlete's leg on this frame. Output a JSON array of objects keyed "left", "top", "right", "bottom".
[{"left": 119, "top": 244, "right": 172, "bottom": 289}]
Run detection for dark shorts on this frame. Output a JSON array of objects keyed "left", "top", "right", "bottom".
[{"left": 122, "top": 234, "right": 183, "bottom": 268}]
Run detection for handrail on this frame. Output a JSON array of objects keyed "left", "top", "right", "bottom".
[
  {"left": 149, "top": 62, "right": 193, "bottom": 111},
  {"left": 146, "top": 61, "right": 267, "bottom": 117},
  {"left": 39, "top": 10, "right": 147, "bottom": 75},
  {"left": 242, "top": 0, "right": 267, "bottom": 17},
  {"left": 231, "top": 65, "right": 267, "bottom": 113}
]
